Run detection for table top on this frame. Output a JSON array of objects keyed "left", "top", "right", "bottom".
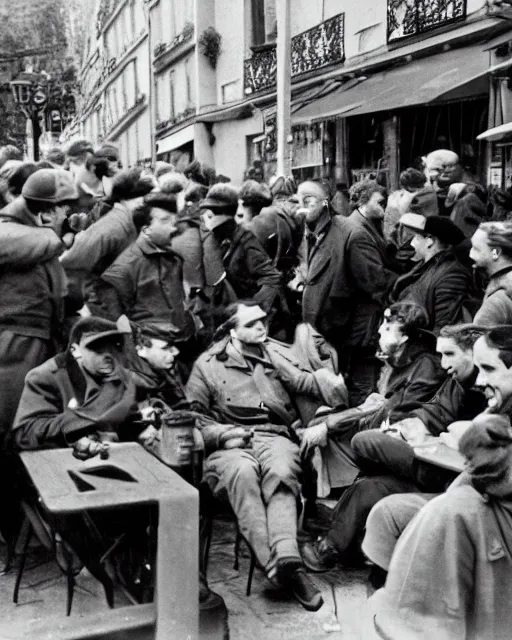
[
  {"left": 414, "top": 441, "right": 465, "bottom": 473},
  {"left": 20, "top": 442, "right": 197, "bottom": 514}
]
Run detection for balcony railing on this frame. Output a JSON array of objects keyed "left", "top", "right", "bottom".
[
  {"left": 244, "top": 13, "right": 345, "bottom": 96},
  {"left": 387, "top": 0, "right": 467, "bottom": 43}
]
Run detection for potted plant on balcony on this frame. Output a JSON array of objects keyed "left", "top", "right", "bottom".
[{"left": 199, "top": 27, "right": 222, "bottom": 69}]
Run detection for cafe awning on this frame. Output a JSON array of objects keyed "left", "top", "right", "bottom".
[
  {"left": 477, "top": 121, "right": 512, "bottom": 143},
  {"left": 292, "top": 43, "right": 490, "bottom": 125}
]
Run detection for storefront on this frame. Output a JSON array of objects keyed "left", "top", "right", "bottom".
[
  {"left": 156, "top": 123, "right": 195, "bottom": 169},
  {"left": 290, "top": 41, "right": 493, "bottom": 189}
]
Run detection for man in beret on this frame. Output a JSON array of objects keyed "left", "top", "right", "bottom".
[{"left": 389, "top": 214, "right": 471, "bottom": 334}]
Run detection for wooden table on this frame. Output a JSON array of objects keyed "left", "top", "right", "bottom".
[
  {"left": 414, "top": 441, "right": 465, "bottom": 474},
  {"left": 19, "top": 443, "right": 198, "bottom": 640}
]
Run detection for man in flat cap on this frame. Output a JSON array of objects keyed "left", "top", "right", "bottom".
[
  {"left": 388, "top": 214, "right": 471, "bottom": 334},
  {"left": 11, "top": 317, "right": 137, "bottom": 450}
]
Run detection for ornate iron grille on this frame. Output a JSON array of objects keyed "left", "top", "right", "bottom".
[
  {"left": 387, "top": 0, "right": 467, "bottom": 43},
  {"left": 244, "top": 13, "right": 345, "bottom": 95}
]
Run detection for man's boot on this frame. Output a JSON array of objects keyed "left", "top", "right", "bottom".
[
  {"left": 301, "top": 536, "right": 339, "bottom": 573},
  {"left": 277, "top": 559, "right": 324, "bottom": 612},
  {"left": 199, "top": 569, "right": 225, "bottom": 609}
]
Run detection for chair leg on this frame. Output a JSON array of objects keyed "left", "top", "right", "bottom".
[
  {"left": 4, "top": 516, "right": 31, "bottom": 574},
  {"left": 13, "top": 522, "right": 32, "bottom": 604},
  {"left": 246, "top": 549, "right": 256, "bottom": 597},
  {"left": 200, "top": 514, "right": 213, "bottom": 580},
  {"left": 60, "top": 542, "right": 76, "bottom": 616},
  {"left": 234, "top": 528, "right": 241, "bottom": 571}
]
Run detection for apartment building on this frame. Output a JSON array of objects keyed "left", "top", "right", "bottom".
[
  {"left": 79, "top": 0, "right": 150, "bottom": 167},
  {"left": 77, "top": 0, "right": 512, "bottom": 186}
]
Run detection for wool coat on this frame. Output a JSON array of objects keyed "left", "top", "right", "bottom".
[
  {"left": 370, "top": 481, "right": 512, "bottom": 640},
  {"left": 100, "top": 233, "right": 196, "bottom": 340},
  {"left": 412, "top": 368, "right": 486, "bottom": 437},
  {"left": 0, "top": 197, "right": 65, "bottom": 340},
  {"left": 389, "top": 249, "right": 472, "bottom": 334},
  {"left": 474, "top": 266, "right": 512, "bottom": 326},
  {"left": 61, "top": 202, "right": 138, "bottom": 314},
  {"left": 11, "top": 354, "right": 137, "bottom": 450},
  {"left": 300, "top": 214, "right": 396, "bottom": 348}
]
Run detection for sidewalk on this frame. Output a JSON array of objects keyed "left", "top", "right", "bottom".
[{"left": 0, "top": 520, "right": 369, "bottom": 640}]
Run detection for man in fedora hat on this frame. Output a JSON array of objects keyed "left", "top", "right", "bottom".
[{"left": 389, "top": 213, "right": 471, "bottom": 334}]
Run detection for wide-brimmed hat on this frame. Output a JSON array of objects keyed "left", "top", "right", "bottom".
[{"left": 399, "top": 213, "right": 465, "bottom": 246}]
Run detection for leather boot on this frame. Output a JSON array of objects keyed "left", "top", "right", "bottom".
[
  {"left": 277, "top": 560, "right": 324, "bottom": 612},
  {"left": 301, "top": 536, "right": 339, "bottom": 573}
]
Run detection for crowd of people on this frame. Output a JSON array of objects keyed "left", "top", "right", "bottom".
[{"left": 2, "top": 139, "right": 512, "bottom": 637}]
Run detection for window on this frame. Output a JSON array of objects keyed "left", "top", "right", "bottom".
[
  {"left": 124, "top": 62, "right": 136, "bottom": 108},
  {"left": 185, "top": 55, "right": 195, "bottom": 108},
  {"left": 251, "top": 0, "right": 276, "bottom": 47},
  {"left": 169, "top": 70, "right": 175, "bottom": 119}
]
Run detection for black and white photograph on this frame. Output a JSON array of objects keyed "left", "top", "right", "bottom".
[{"left": 0, "top": 0, "right": 511, "bottom": 638}]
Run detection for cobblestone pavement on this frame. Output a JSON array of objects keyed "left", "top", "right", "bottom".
[{"left": 0, "top": 518, "right": 369, "bottom": 640}]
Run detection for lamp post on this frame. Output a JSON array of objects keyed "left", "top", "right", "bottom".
[{"left": 10, "top": 71, "right": 76, "bottom": 161}]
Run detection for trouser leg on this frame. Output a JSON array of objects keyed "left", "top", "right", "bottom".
[
  {"left": 204, "top": 449, "right": 271, "bottom": 568},
  {"left": 266, "top": 488, "right": 299, "bottom": 559},
  {"left": 351, "top": 431, "right": 417, "bottom": 481},
  {"left": 253, "top": 433, "right": 301, "bottom": 562},
  {"left": 362, "top": 493, "right": 436, "bottom": 571},
  {"left": 352, "top": 430, "right": 456, "bottom": 491},
  {"left": 325, "top": 475, "right": 418, "bottom": 560}
]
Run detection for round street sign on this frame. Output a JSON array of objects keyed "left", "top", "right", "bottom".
[{"left": 32, "top": 89, "right": 47, "bottom": 106}]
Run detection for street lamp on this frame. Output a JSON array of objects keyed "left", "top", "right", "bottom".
[{"left": 9, "top": 70, "right": 76, "bottom": 161}]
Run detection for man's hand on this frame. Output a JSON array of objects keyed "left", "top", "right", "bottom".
[
  {"left": 439, "top": 420, "right": 472, "bottom": 450},
  {"left": 300, "top": 422, "right": 328, "bottom": 457},
  {"left": 393, "top": 417, "right": 430, "bottom": 446},
  {"left": 218, "top": 427, "right": 254, "bottom": 450}
]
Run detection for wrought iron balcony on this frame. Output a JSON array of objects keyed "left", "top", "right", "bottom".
[
  {"left": 244, "top": 13, "right": 345, "bottom": 96},
  {"left": 387, "top": 0, "right": 467, "bottom": 43}
]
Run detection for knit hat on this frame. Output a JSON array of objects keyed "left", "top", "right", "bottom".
[
  {"left": 22, "top": 169, "right": 79, "bottom": 203},
  {"left": 69, "top": 317, "right": 124, "bottom": 349},
  {"left": 200, "top": 184, "right": 239, "bottom": 216},
  {"left": 459, "top": 414, "right": 512, "bottom": 497},
  {"left": 399, "top": 213, "right": 465, "bottom": 246}
]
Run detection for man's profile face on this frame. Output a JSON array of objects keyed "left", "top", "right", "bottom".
[
  {"left": 474, "top": 336, "right": 512, "bottom": 411},
  {"left": 232, "top": 305, "right": 268, "bottom": 345},
  {"left": 137, "top": 338, "right": 179, "bottom": 371},
  {"left": 72, "top": 337, "right": 122, "bottom": 377},
  {"left": 378, "top": 318, "right": 407, "bottom": 356},
  {"left": 364, "top": 191, "right": 386, "bottom": 219},
  {"left": 436, "top": 336, "right": 473, "bottom": 382},
  {"left": 469, "top": 229, "right": 494, "bottom": 273},
  {"left": 410, "top": 232, "right": 430, "bottom": 262}
]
